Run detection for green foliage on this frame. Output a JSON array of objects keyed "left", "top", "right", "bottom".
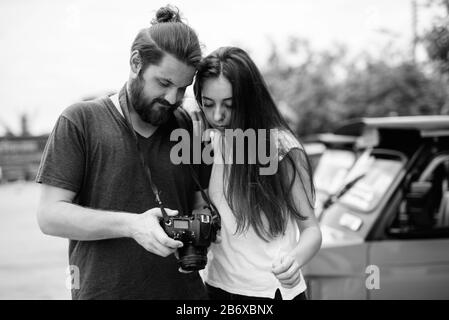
[
  {"left": 426, "top": 25, "right": 449, "bottom": 68},
  {"left": 341, "top": 61, "right": 448, "bottom": 118},
  {"left": 423, "top": 0, "right": 449, "bottom": 74},
  {"left": 263, "top": 39, "right": 449, "bottom": 137}
]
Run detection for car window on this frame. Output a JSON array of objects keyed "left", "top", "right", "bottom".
[
  {"left": 388, "top": 154, "right": 449, "bottom": 239},
  {"left": 339, "top": 152, "right": 405, "bottom": 212},
  {"left": 314, "top": 149, "right": 356, "bottom": 195}
]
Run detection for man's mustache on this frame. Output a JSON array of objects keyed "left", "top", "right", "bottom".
[{"left": 152, "top": 98, "right": 181, "bottom": 110}]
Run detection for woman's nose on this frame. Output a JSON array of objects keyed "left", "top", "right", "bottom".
[{"left": 213, "top": 106, "right": 225, "bottom": 122}]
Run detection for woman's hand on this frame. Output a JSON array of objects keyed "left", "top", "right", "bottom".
[
  {"left": 212, "top": 229, "right": 222, "bottom": 244},
  {"left": 271, "top": 255, "right": 303, "bottom": 288}
]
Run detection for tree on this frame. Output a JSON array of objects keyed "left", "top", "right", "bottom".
[
  {"left": 423, "top": 0, "right": 449, "bottom": 112},
  {"left": 424, "top": 0, "right": 449, "bottom": 74},
  {"left": 340, "top": 60, "right": 447, "bottom": 118},
  {"left": 262, "top": 36, "right": 449, "bottom": 136}
]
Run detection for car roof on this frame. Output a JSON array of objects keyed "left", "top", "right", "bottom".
[
  {"left": 315, "top": 133, "right": 358, "bottom": 147},
  {"left": 335, "top": 116, "right": 449, "bottom": 138},
  {"left": 304, "top": 142, "right": 326, "bottom": 155},
  {"left": 314, "top": 116, "right": 449, "bottom": 149}
]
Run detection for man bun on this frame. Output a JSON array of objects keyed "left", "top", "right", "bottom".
[
  {"left": 152, "top": 5, "right": 182, "bottom": 24},
  {"left": 133, "top": 5, "right": 201, "bottom": 68}
]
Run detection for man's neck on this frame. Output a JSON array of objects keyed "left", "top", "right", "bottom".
[
  {"left": 110, "top": 91, "right": 158, "bottom": 139},
  {"left": 129, "top": 107, "right": 158, "bottom": 139}
]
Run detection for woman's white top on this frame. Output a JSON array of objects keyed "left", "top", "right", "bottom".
[{"left": 201, "top": 129, "right": 307, "bottom": 300}]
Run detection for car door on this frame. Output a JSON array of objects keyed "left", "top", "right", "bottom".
[
  {"left": 368, "top": 238, "right": 449, "bottom": 299},
  {"left": 368, "top": 154, "right": 449, "bottom": 299},
  {"left": 303, "top": 227, "right": 369, "bottom": 300}
]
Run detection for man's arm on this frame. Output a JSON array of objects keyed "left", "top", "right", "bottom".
[{"left": 37, "top": 184, "right": 183, "bottom": 257}]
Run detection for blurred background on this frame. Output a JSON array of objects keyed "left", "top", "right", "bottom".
[{"left": 0, "top": 0, "right": 448, "bottom": 299}]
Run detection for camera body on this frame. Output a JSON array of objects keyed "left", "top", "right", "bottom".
[{"left": 161, "top": 206, "right": 218, "bottom": 271}]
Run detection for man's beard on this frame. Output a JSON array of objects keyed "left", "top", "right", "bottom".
[{"left": 129, "top": 75, "right": 181, "bottom": 126}]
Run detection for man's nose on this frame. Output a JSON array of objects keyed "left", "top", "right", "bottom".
[{"left": 164, "top": 88, "right": 177, "bottom": 106}]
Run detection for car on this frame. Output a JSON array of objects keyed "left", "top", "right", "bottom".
[
  {"left": 303, "top": 115, "right": 449, "bottom": 299},
  {"left": 303, "top": 142, "right": 326, "bottom": 172}
]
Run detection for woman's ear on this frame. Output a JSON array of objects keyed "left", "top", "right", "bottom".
[{"left": 130, "top": 50, "right": 142, "bottom": 78}]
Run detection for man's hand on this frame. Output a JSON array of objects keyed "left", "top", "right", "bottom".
[
  {"left": 130, "top": 208, "right": 183, "bottom": 257},
  {"left": 271, "top": 255, "right": 302, "bottom": 289}
]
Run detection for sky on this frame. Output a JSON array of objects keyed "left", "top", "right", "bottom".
[{"left": 0, "top": 0, "right": 444, "bottom": 135}]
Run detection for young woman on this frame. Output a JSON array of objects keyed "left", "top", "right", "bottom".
[{"left": 193, "top": 47, "right": 322, "bottom": 300}]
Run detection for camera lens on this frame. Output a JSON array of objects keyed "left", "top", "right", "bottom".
[{"left": 177, "top": 245, "right": 208, "bottom": 271}]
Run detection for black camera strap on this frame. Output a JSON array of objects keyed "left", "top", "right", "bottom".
[
  {"left": 117, "top": 84, "right": 219, "bottom": 227},
  {"left": 118, "top": 84, "right": 170, "bottom": 222},
  {"left": 174, "top": 107, "right": 221, "bottom": 222}
]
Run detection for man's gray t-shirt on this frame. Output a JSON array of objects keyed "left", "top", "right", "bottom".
[{"left": 36, "top": 96, "right": 211, "bottom": 299}]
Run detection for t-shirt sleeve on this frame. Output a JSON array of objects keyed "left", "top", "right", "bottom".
[
  {"left": 280, "top": 147, "right": 315, "bottom": 207},
  {"left": 277, "top": 130, "right": 315, "bottom": 208},
  {"left": 277, "top": 129, "right": 303, "bottom": 162},
  {"left": 35, "top": 115, "right": 86, "bottom": 194}
]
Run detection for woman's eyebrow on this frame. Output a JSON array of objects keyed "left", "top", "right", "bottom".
[{"left": 202, "top": 96, "right": 233, "bottom": 101}]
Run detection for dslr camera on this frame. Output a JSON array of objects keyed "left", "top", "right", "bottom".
[{"left": 161, "top": 206, "right": 219, "bottom": 271}]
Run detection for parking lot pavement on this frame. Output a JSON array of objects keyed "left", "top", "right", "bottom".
[{"left": 0, "top": 182, "right": 70, "bottom": 299}]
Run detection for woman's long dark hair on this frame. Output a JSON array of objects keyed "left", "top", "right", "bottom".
[{"left": 194, "top": 47, "right": 315, "bottom": 241}]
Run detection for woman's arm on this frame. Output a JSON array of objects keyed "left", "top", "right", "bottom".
[{"left": 272, "top": 148, "right": 322, "bottom": 288}]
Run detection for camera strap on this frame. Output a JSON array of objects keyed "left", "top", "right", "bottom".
[
  {"left": 117, "top": 84, "right": 219, "bottom": 227},
  {"left": 118, "top": 84, "right": 170, "bottom": 222},
  {"left": 173, "top": 107, "right": 221, "bottom": 222}
]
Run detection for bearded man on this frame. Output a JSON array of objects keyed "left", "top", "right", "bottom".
[{"left": 35, "top": 6, "right": 210, "bottom": 300}]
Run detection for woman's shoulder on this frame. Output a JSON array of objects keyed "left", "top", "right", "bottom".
[{"left": 275, "top": 128, "right": 304, "bottom": 161}]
